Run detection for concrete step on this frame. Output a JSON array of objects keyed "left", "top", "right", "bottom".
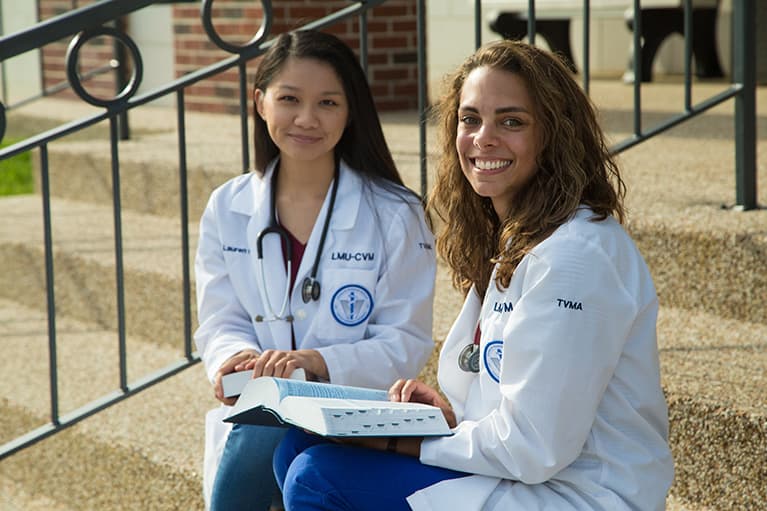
[
  {"left": 2, "top": 80, "right": 765, "bottom": 510},
  {"left": 0, "top": 298, "right": 213, "bottom": 510},
  {"left": 657, "top": 307, "right": 766, "bottom": 509},
  {"left": 7, "top": 97, "right": 243, "bottom": 222},
  {"left": 0, "top": 194, "right": 198, "bottom": 351},
  {"left": 0, "top": 297, "right": 188, "bottom": 431},
  {"left": 1, "top": 188, "right": 763, "bottom": 356},
  {"left": 1, "top": 476, "right": 74, "bottom": 511},
  {"left": 7, "top": 98, "right": 437, "bottom": 221},
  {"left": 633, "top": 221, "right": 767, "bottom": 326}
]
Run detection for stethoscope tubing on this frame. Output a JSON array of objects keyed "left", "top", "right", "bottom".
[
  {"left": 256, "top": 231, "right": 292, "bottom": 322},
  {"left": 254, "top": 160, "right": 340, "bottom": 322}
]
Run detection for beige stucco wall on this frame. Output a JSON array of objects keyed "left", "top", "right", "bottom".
[
  {"left": 128, "top": 4, "right": 175, "bottom": 106},
  {"left": 1, "top": 0, "right": 43, "bottom": 106},
  {"left": 426, "top": 0, "right": 734, "bottom": 103}
]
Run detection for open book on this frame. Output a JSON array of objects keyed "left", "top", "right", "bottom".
[{"left": 224, "top": 376, "right": 453, "bottom": 437}]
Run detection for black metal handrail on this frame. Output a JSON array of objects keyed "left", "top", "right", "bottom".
[
  {"left": 486, "top": 0, "right": 757, "bottom": 210},
  {"left": 0, "top": 0, "right": 386, "bottom": 461},
  {"left": 0, "top": 0, "right": 155, "bottom": 61}
]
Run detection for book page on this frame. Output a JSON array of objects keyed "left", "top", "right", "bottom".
[
  {"left": 222, "top": 368, "right": 306, "bottom": 398},
  {"left": 271, "top": 378, "right": 388, "bottom": 402}
]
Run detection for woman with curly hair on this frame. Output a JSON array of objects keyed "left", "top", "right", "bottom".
[{"left": 272, "top": 39, "right": 674, "bottom": 511}]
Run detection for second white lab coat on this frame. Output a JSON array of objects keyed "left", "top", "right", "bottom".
[
  {"left": 408, "top": 208, "right": 674, "bottom": 511},
  {"left": 195, "top": 160, "right": 436, "bottom": 504}
]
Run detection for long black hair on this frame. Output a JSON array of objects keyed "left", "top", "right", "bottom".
[{"left": 252, "top": 30, "right": 402, "bottom": 188}]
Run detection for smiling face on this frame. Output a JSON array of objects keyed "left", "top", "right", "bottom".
[
  {"left": 456, "top": 66, "right": 541, "bottom": 217},
  {"left": 255, "top": 56, "right": 349, "bottom": 169}
]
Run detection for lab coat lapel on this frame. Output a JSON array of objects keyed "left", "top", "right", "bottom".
[
  {"left": 478, "top": 268, "right": 505, "bottom": 398},
  {"left": 438, "top": 288, "right": 481, "bottom": 419},
  {"left": 293, "top": 161, "right": 361, "bottom": 288}
]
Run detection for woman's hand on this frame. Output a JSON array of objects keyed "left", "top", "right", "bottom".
[
  {"left": 389, "top": 379, "right": 457, "bottom": 428},
  {"left": 241, "top": 349, "right": 329, "bottom": 382},
  {"left": 213, "top": 349, "right": 259, "bottom": 405}
]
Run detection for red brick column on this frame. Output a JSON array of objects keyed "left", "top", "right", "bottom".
[{"left": 39, "top": 0, "right": 123, "bottom": 103}]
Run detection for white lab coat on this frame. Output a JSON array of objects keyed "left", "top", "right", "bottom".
[
  {"left": 408, "top": 208, "right": 674, "bottom": 511},
  {"left": 195, "top": 159, "right": 436, "bottom": 505}
]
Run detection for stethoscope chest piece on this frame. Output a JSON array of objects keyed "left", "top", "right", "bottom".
[
  {"left": 301, "top": 277, "right": 321, "bottom": 303},
  {"left": 458, "top": 343, "right": 480, "bottom": 373}
]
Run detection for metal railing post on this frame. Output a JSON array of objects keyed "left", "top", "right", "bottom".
[
  {"left": 733, "top": 0, "right": 757, "bottom": 210},
  {"left": 417, "top": 0, "right": 427, "bottom": 198},
  {"left": 527, "top": 0, "right": 536, "bottom": 44},
  {"left": 115, "top": 17, "right": 131, "bottom": 140},
  {"left": 582, "top": 0, "right": 590, "bottom": 94},
  {"left": 474, "top": 0, "right": 481, "bottom": 50},
  {"left": 359, "top": 9, "right": 368, "bottom": 76}
]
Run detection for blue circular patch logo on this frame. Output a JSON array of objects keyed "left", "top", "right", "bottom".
[
  {"left": 483, "top": 340, "right": 504, "bottom": 382},
  {"left": 330, "top": 284, "right": 374, "bottom": 327}
]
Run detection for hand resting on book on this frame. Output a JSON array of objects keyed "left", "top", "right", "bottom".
[
  {"left": 214, "top": 348, "right": 328, "bottom": 405},
  {"left": 389, "top": 378, "right": 457, "bottom": 428},
  {"left": 330, "top": 378, "right": 457, "bottom": 458},
  {"left": 214, "top": 349, "right": 259, "bottom": 405}
]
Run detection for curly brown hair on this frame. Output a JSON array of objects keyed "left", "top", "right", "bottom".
[{"left": 429, "top": 40, "right": 626, "bottom": 297}]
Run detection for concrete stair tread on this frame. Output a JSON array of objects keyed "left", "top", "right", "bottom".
[
  {"left": 0, "top": 194, "right": 196, "bottom": 278},
  {"left": 0, "top": 299, "right": 213, "bottom": 511},
  {"left": 658, "top": 306, "right": 766, "bottom": 416},
  {"left": 0, "top": 476, "right": 74, "bottom": 511},
  {"left": 8, "top": 96, "right": 246, "bottom": 169},
  {"left": 0, "top": 380, "right": 209, "bottom": 510},
  {"left": 0, "top": 298, "right": 201, "bottom": 432},
  {"left": 0, "top": 195, "right": 197, "bottom": 348}
]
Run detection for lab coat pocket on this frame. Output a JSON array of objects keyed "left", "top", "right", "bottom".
[{"left": 314, "top": 268, "right": 377, "bottom": 343}]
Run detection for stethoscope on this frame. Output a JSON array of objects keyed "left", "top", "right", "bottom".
[
  {"left": 458, "top": 322, "right": 482, "bottom": 372},
  {"left": 254, "top": 161, "right": 340, "bottom": 323}
]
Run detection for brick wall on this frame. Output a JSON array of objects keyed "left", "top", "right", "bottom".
[
  {"left": 39, "top": 0, "right": 126, "bottom": 104},
  {"left": 38, "top": 0, "right": 421, "bottom": 113}
]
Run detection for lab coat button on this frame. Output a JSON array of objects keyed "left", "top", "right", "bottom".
[{"left": 295, "top": 309, "right": 307, "bottom": 320}]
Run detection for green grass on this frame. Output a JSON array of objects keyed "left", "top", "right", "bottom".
[{"left": 0, "top": 138, "right": 34, "bottom": 196}]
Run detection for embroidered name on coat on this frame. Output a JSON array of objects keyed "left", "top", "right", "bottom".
[
  {"left": 331, "top": 252, "right": 375, "bottom": 262},
  {"left": 223, "top": 244, "right": 250, "bottom": 254},
  {"left": 493, "top": 302, "right": 514, "bottom": 313},
  {"left": 557, "top": 298, "right": 583, "bottom": 310}
]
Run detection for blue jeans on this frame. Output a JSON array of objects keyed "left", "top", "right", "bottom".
[
  {"left": 273, "top": 429, "right": 469, "bottom": 511},
  {"left": 210, "top": 424, "right": 287, "bottom": 511}
]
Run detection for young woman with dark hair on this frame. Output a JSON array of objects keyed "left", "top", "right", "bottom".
[{"left": 194, "top": 30, "right": 436, "bottom": 511}]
